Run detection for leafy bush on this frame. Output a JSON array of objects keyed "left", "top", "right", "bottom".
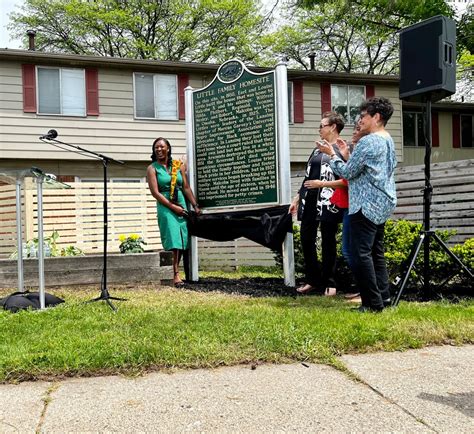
[
  {"left": 452, "top": 238, "right": 474, "bottom": 270},
  {"left": 275, "top": 220, "right": 473, "bottom": 289},
  {"left": 60, "top": 245, "right": 85, "bottom": 257},
  {"left": 118, "top": 233, "right": 146, "bottom": 254},
  {"left": 450, "top": 238, "right": 474, "bottom": 285}
]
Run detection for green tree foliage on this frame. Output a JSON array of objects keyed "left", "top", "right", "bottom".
[
  {"left": 265, "top": 0, "right": 454, "bottom": 73},
  {"left": 297, "top": 0, "right": 454, "bottom": 24},
  {"left": 8, "top": 0, "right": 267, "bottom": 63},
  {"left": 456, "top": 4, "right": 473, "bottom": 101},
  {"left": 457, "top": 3, "right": 474, "bottom": 54}
]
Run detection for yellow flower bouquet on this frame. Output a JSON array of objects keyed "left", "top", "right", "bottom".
[{"left": 169, "top": 159, "right": 182, "bottom": 203}]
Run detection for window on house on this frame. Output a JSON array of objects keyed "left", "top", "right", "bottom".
[
  {"left": 37, "top": 67, "right": 86, "bottom": 116},
  {"left": 287, "top": 82, "right": 293, "bottom": 123},
  {"left": 460, "top": 114, "right": 474, "bottom": 148},
  {"left": 403, "top": 112, "right": 426, "bottom": 147},
  {"left": 134, "top": 73, "right": 178, "bottom": 120},
  {"left": 331, "top": 85, "right": 365, "bottom": 124}
]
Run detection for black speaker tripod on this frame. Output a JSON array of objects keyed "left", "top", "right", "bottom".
[{"left": 392, "top": 99, "right": 473, "bottom": 306}]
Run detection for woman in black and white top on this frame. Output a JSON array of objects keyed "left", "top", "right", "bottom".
[{"left": 289, "top": 111, "right": 345, "bottom": 295}]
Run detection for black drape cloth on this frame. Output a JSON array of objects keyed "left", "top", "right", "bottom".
[{"left": 187, "top": 205, "right": 292, "bottom": 252}]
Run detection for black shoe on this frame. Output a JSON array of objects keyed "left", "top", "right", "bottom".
[
  {"left": 383, "top": 298, "right": 392, "bottom": 307},
  {"left": 355, "top": 305, "right": 383, "bottom": 313}
]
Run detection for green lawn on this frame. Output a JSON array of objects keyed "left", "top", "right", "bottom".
[{"left": 0, "top": 282, "right": 473, "bottom": 383}]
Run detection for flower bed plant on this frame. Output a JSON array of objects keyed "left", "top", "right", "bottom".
[
  {"left": 118, "top": 234, "right": 146, "bottom": 253},
  {"left": 9, "top": 230, "right": 84, "bottom": 259}
]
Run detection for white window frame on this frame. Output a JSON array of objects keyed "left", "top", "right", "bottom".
[
  {"left": 287, "top": 81, "right": 294, "bottom": 124},
  {"left": 133, "top": 72, "right": 178, "bottom": 121},
  {"left": 36, "top": 66, "right": 86, "bottom": 117},
  {"left": 330, "top": 84, "right": 366, "bottom": 125}
]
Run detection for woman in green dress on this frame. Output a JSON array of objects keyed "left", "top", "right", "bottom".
[{"left": 146, "top": 137, "right": 201, "bottom": 287}]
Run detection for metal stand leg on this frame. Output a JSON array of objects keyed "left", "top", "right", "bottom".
[
  {"left": 392, "top": 231, "right": 473, "bottom": 307},
  {"left": 16, "top": 179, "right": 24, "bottom": 292},
  {"left": 392, "top": 233, "right": 425, "bottom": 306},
  {"left": 432, "top": 233, "right": 474, "bottom": 278},
  {"left": 37, "top": 177, "right": 46, "bottom": 309}
]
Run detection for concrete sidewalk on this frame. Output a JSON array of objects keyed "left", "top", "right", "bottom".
[{"left": 1, "top": 345, "right": 472, "bottom": 432}]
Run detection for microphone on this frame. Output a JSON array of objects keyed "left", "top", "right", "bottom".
[{"left": 39, "top": 129, "right": 58, "bottom": 140}]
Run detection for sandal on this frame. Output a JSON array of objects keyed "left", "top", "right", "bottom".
[
  {"left": 324, "top": 287, "right": 337, "bottom": 297},
  {"left": 296, "top": 284, "right": 317, "bottom": 294},
  {"left": 174, "top": 271, "right": 184, "bottom": 288}
]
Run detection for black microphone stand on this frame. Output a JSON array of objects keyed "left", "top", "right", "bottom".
[{"left": 40, "top": 133, "right": 126, "bottom": 311}]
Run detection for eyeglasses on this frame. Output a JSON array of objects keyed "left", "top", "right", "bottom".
[
  {"left": 358, "top": 112, "right": 369, "bottom": 121},
  {"left": 319, "top": 123, "right": 331, "bottom": 130}
]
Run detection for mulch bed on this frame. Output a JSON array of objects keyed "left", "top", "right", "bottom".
[
  {"left": 183, "top": 277, "right": 296, "bottom": 298},
  {"left": 183, "top": 277, "right": 472, "bottom": 302}
]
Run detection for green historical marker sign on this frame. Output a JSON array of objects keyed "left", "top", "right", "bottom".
[{"left": 193, "top": 59, "right": 278, "bottom": 209}]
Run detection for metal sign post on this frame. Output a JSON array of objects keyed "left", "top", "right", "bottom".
[
  {"left": 185, "top": 85, "right": 199, "bottom": 282},
  {"left": 275, "top": 60, "right": 295, "bottom": 287}
]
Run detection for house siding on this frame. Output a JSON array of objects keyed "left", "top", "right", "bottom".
[
  {"left": 289, "top": 82, "right": 403, "bottom": 163},
  {"left": 3, "top": 52, "right": 472, "bottom": 177},
  {"left": 0, "top": 61, "right": 23, "bottom": 113},
  {"left": 402, "top": 111, "right": 474, "bottom": 166},
  {"left": 0, "top": 61, "right": 207, "bottom": 164},
  {"left": 289, "top": 81, "right": 321, "bottom": 161}
]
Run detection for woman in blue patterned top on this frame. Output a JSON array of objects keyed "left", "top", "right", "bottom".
[{"left": 318, "top": 97, "right": 397, "bottom": 312}]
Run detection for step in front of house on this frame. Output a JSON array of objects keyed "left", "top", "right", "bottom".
[{"left": 0, "top": 252, "right": 173, "bottom": 288}]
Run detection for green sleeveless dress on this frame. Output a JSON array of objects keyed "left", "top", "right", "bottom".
[{"left": 153, "top": 162, "right": 188, "bottom": 251}]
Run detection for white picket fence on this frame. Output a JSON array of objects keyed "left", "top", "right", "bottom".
[{"left": 0, "top": 181, "right": 161, "bottom": 258}]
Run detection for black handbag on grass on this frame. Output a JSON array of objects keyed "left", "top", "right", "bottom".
[{"left": 0, "top": 291, "right": 64, "bottom": 313}]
